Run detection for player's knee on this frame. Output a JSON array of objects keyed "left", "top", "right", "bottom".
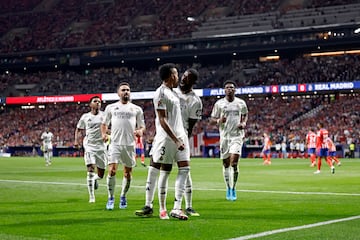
[
  {"left": 179, "top": 166, "right": 190, "bottom": 175},
  {"left": 223, "top": 162, "right": 230, "bottom": 168},
  {"left": 231, "top": 162, "right": 238, "bottom": 168},
  {"left": 124, "top": 171, "right": 132, "bottom": 179},
  {"left": 97, "top": 168, "right": 105, "bottom": 178},
  {"left": 150, "top": 161, "right": 162, "bottom": 169},
  {"left": 109, "top": 168, "right": 116, "bottom": 176},
  {"left": 161, "top": 164, "right": 173, "bottom": 171},
  {"left": 87, "top": 164, "right": 96, "bottom": 172}
]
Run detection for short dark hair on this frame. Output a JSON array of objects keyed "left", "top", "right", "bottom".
[
  {"left": 224, "top": 80, "right": 236, "bottom": 87},
  {"left": 117, "top": 82, "right": 130, "bottom": 90},
  {"left": 89, "top": 96, "right": 101, "bottom": 103},
  {"left": 187, "top": 68, "right": 199, "bottom": 84},
  {"left": 159, "top": 63, "right": 176, "bottom": 80}
]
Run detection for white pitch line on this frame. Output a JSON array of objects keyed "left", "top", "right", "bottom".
[
  {"left": 237, "top": 189, "right": 360, "bottom": 196},
  {"left": 202, "top": 188, "right": 360, "bottom": 196},
  {"left": 0, "top": 179, "right": 86, "bottom": 186},
  {"left": 1, "top": 179, "right": 360, "bottom": 197},
  {"left": 229, "top": 215, "right": 360, "bottom": 240}
]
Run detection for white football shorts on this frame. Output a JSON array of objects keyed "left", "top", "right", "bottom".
[
  {"left": 84, "top": 150, "right": 107, "bottom": 169},
  {"left": 108, "top": 145, "right": 136, "bottom": 168},
  {"left": 220, "top": 138, "right": 243, "bottom": 159},
  {"left": 151, "top": 136, "right": 190, "bottom": 164}
]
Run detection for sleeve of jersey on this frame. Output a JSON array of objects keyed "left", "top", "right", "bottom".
[
  {"left": 76, "top": 115, "right": 85, "bottom": 129},
  {"left": 189, "top": 100, "right": 203, "bottom": 120},
  {"left": 154, "top": 92, "right": 166, "bottom": 111},
  {"left": 137, "top": 107, "right": 146, "bottom": 128},
  {"left": 241, "top": 101, "right": 248, "bottom": 114},
  {"left": 211, "top": 102, "right": 220, "bottom": 118},
  {"left": 103, "top": 106, "right": 112, "bottom": 126},
  {"left": 316, "top": 135, "right": 321, "bottom": 148}
]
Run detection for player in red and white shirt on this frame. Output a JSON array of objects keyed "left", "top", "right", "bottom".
[
  {"left": 135, "top": 135, "right": 146, "bottom": 166},
  {"left": 315, "top": 122, "right": 335, "bottom": 174},
  {"left": 262, "top": 132, "right": 272, "bottom": 165},
  {"left": 305, "top": 128, "right": 317, "bottom": 167},
  {"left": 326, "top": 137, "right": 341, "bottom": 166}
]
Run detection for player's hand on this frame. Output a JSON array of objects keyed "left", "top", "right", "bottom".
[
  {"left": 175, "top": 139, "right": 185, "bottom": 151},
  {"left": 134, "top": 129, "right": 143, "bottom": 137},
  {"left": 238, "top": 122, "right": 246, "bottom": 129},
  {"left": 217, "top": 117, "right": 226, "bottom": 125},
  {"left": 102, "top": 134, "right": 108, "bottom": 142},
  {"left": 74, "top": 142, "right": 80, "bottom": 149}
]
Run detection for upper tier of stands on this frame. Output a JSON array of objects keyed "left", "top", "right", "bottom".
[
  {"left": 1, "top": 0, "right": 359, "bottom": 53},
  {"left": 193, "top": 2, "right": 360, "bottom": 38}
]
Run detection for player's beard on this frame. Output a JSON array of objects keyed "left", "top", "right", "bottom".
[
  {"left": 179, "top": 83, "right": 191, "bottom": 93},
  {"left": 122, "top": 95, "right": 129, "bottom": 102}
]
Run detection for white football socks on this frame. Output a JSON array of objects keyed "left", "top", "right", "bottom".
[
  {"left": 87, "top": 172, "right": 96, "bottom": 199},
  {"left": 145, "top": 166, "right": 159, "bottom": 208},
  {"left": 107, "top": 175, "right": 116, "bottom": 198},
  {"left": 158, "top": 170, "right": 170, "bottom": 212},
  {"left": 173, "top": 166, "right": 190, "bottom": 210},
  {"left": 184, "top": 172, "right": 193, "bottom": 209}
]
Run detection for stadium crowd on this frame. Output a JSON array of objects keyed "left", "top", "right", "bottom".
[
  {"left": 2, "top": 54, "right": 360, "bottom": 96},
  {"left": 1, "top": 0, "right": 359, "bottom": 53},
  {"left": 1, "top": 92, "right": 358, "bottom": 158}
]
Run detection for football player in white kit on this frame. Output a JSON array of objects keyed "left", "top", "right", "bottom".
[
  {"left": 135, "top": 63, "right": 190, "bottom": 220},
  {"left": 210, "top": 80, "right": 248, "bottom": 201},
  {"left": 101, "top": 82, "right": 145, "bottom": 210},
  {"left": 174, "top": 68, "right": 202, "bottom": 216},
  {"left": 75, "top": 96, "right": 107, "bottom": 203},
  {"left": 40, "top": 127, "right": 54, "bottom": 166}
]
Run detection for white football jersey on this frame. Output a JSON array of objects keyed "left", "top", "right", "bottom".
[
  {"left": 77, "top": 111, "right": 106, "bottom": 152},
  {"left": 174, "top": 88, "right": 202, "bottom": 136},
  {"left": 153, "top": 84, "right": 186, "bottom": 140},
  {"left": 211, "top": 97, "right": 248, "bottom": 140},
  {"left": 103, "top": 101, "right": 145, "bottom": 146},
  {"left": 41, "top": 131, "right": 53, "bottom": 144}
]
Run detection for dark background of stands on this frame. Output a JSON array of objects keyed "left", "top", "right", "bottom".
[{"left": 1, "top": 0, "right": 360, "bottom": 73}]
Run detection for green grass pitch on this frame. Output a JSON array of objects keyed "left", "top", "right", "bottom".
[{"left": 0, "top": 156, "right": 359, "bottom": 240}]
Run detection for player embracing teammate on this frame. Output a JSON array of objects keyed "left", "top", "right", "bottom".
[{"left": 314, "top": 122, "right": 335, "bottom": 174}]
